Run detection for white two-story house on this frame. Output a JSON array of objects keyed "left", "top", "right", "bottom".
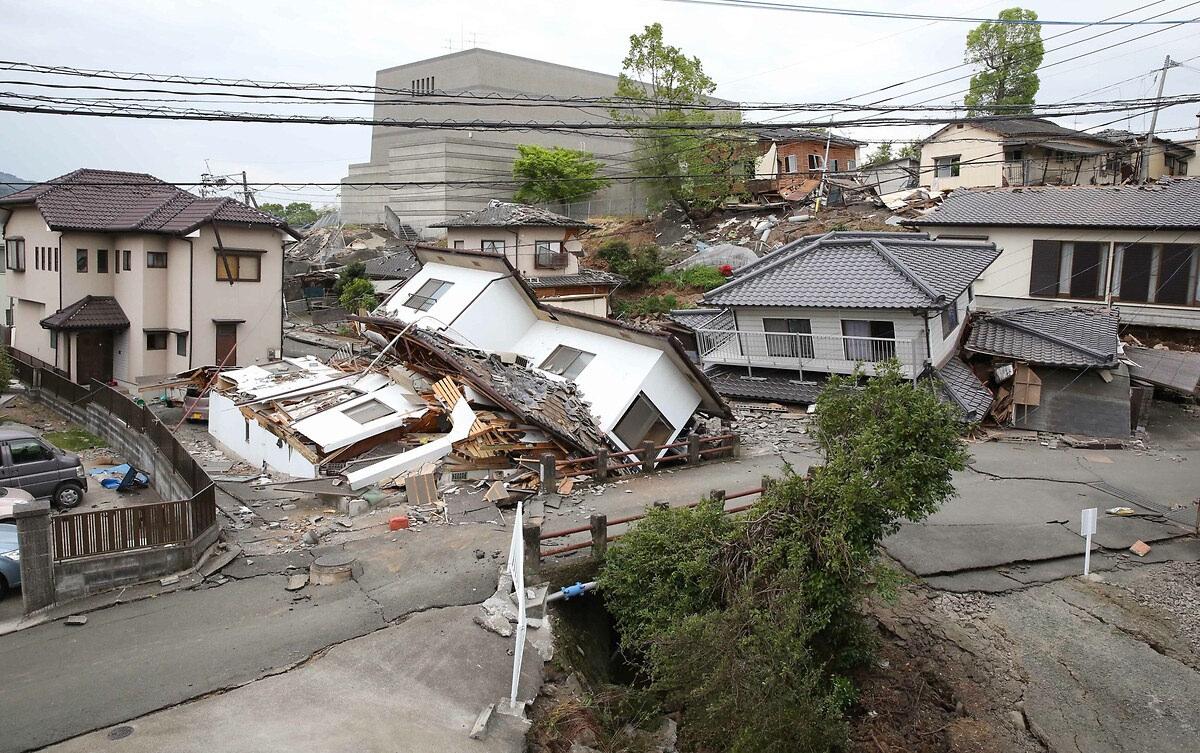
[
  {"left": 681, "top": 231, "right": 1000, "bottom": 405},
  {"left": 0, "top": 168, "right": 299, "bottom": 387},
  {"left": 430, "top": 200, "right": 621, "bottom": 316},
  {"left": 375, "top": 246, "right": 727, "bottom": 453}
]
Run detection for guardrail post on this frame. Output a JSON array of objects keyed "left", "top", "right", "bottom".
[
  {"left": 709, "top": 488, "right": 726, "bottom": 505},
  {"left": 728, "top": 433, "right": 741, "bottom": 458},
  {"left": 687, "top": 434, "right": 701, "bottom": 465},
  {"left": 538, "top": 453, "right": 557, "bottom": 495},
  {"left": 590, "top": 514, "right": 608, "bottom": 560},
  {"left": 13, "top": 499, "right": 55, "bottom": 614},
  {"left": 523, "top": 522, "right": 542, "bottom": 577},
  {"left": 594, "top": 447, "right": 608, "bottom": 481},
  {"left": 640, "top": 440, "right": 657, "bottom": 472}
]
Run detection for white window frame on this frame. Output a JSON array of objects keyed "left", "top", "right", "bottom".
[
  {"left": 404, "top": 278, "right": 452, "bottom": 312},
  {"left": 539, "top": 345, "right": 595, "bottom": 380}
]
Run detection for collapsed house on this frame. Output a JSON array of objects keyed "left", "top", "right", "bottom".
[
  {"left": 961, "top": 307, "right": 1131, "bottom": 437},
  {"left": 208, "top": 246, "right": 728, "bottom": 491}
]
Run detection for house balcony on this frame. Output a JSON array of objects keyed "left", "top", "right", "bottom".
[
  {"left": 1002, "top": 159, "right": 1118, "bottom": 187},
  {"left": 694, "top": 328, "right": 927, "bottom": 379}
]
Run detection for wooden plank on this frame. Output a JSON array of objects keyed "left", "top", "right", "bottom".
[{"left": 408, "top": 471, "right": 440, "bottom": 506}]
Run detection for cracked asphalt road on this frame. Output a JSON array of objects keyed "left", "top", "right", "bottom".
[{"left": 0, "top": 523, "right": 510, "bottom": 753}]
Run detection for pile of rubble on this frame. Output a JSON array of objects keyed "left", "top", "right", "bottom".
[{"left": 729, "top": 403, "right": 815, "bottom": 455}]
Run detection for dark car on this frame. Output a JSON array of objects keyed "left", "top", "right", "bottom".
[{"left": 0, "top": 429, "right": 87, "bottom": 508}]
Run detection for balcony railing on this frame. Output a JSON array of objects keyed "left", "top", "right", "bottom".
[
  {"left": 695, "top": 328, "right": 925, "bottom": 378},
  {"left": 1002, "top": 159, "right": 1118, "bottom": 187}
]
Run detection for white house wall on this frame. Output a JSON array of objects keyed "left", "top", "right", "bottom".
[
  {"left": 920, "top": 123, "right": 1004, "bottom": 190},
  {"left": 291, "top": 383, "right": 428, "bottom": 453},
  {"left": 924, "top": 224, "right": 1200, "bottom": 329},
  {"left": 209, "top": 391, "right": 317, "bottom": 478},
  {"left": 446, "top": 273, "right": 539, "bottom": 351},
  {"left": 377, "top": 262, "right": 513, "bottom": 338}
]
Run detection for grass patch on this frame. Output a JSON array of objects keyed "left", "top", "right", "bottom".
[{"left": 43, "top": 427, "right": 105, "bottom": 452}]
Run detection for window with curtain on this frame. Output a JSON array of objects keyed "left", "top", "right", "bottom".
[{"left": 762, "top": 318, "right": 813, "bottom": 358}]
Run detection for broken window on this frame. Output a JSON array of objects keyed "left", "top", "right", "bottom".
[
  {"left": 404, "top": 278, "right": 452, "bottom": 311},
  {"left": 940, "top": 299, "right": 960, "bottom": 339},
  {"left": 539, "top": 345, "right": 595, "bottom": 380},
  {"left": 807, "top": 154, "right": 822, "bottom": 171},
  {"left": 481, "top": 240, "right": 505, "bottom": 254},
  {"left": 344, "top": 398, "right": 393, "bottom": 424},
  {"left": 933, "top": 156, "right": 961, "bottom": 178},
  {"left": 613, "top": 392, "right": 673, "bottom": 449},
  {"left": 763, "top": 318, "right": 813, "bottom": 358},
  {"left": 535, "top": 241, "right": 568, "bottom": 269}
]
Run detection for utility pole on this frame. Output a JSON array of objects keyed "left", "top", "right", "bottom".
[
  {"left": 241, "top": 171, "right": 257, "bottom": 208},
  {"left": 1140, "top": 55, "right": 1181, "bottom": 181}
]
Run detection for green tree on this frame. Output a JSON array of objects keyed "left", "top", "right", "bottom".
[
  {"left": 259, "top": 202, "right": 321, "bottom": 227},
  {"left": 963, "top": 7, "right": 1044, "bottom": 115},
  {"left": 338, "top": 277, "right": 377, "bottom": 313},
  {"left": 511, "top": 145, "right": 610, "bottom": 209},
  {"left": 897, "top": 141, "right": 920, "bottom": 160},
  {"left": 863, "top": 140, "right": 893, "bottom": 166},
  {"left": 0, "top": 346, "right": 12, "bottom": 392},
  {"left": 600, "top": 362, "right": 968, "bottom": 752},
  {"left": 614, "top": 23, "right": 748, "bottom": 211},
  {"left": 596, "top": 239, "right": 664, "bottom": 286},
  {"left": 334, "top": 261, "right": 366, "bottom": 296}
]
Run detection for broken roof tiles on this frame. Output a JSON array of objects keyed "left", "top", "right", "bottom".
[
  {"left": 704, "top": 231, "right": 999, "bottom": 309},
  {"left": 430, "top": 199, "right": 594, "bottom": 229},
  {"left": 934, "top": 357, "right": 994, "bottom": 423},
  {"left": 965, "top": 307, "right": 1120, "bottom": 368}
]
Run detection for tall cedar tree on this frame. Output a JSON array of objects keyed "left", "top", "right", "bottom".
[{"left": 963, "top": 8, "right": 1044, "bottom": 115}]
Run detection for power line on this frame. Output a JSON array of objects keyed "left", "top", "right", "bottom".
[{"left": 661, "top": 0, "right": 1200, "bottom": 25}]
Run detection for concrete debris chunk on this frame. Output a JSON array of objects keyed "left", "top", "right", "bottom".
[
  {"left": 285, "top": 573, "right": 309, "bottom": 591},
  {"left": 474, "top": 610, "right": 514, "bottom": 637},
  {"left": 65, "top": 615, "right": 88, "bottom": 626}
]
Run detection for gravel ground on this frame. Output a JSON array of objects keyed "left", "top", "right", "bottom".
[{"left": 1121, "top": 561, "right": 1200, "bottom": 655}]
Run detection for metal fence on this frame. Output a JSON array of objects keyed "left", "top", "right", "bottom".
[{"left": 8, "top": 347, "right": 218, "bottom": 560}]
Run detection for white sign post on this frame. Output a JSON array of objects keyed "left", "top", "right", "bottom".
[{"left": 1080, "top": 507, "right": 1098, "bottom": 576}]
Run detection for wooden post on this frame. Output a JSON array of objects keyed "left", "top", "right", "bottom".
[
  {"left": 590, "top": 514, "right": 608, "bottom": 560},
  {"left": 687, "top": 434, "right": 701, "bottom": 465},
  {"left": 523, "top": 522, "right": 542, "bottom": 578},
  {"left": 709, "top": 488, "right": 726, "bottom": 504},
  {"left": 728, "top": 433, "right": 740, "bottom": 458},
  {"left": 539, "top": 453, "right": 557, "bottom": 495},
  {"left": 640, "top": 440, "right": 657, "bottom": 473},
  {"left": 594, "top": 447, "right": 609, "bottom": 481}
]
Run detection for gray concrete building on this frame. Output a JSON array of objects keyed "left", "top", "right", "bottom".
[{"left": 341, "top": 49, "right": 652, "bottom": 232}]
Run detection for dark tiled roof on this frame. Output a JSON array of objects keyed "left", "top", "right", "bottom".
[
  {"left": 524, "top": 269, "right": 624, "bottom": 288},
  {"left": 667, "top": 308, "right": 734, "bottom": 331},
  {"left": 706, "top": 366, "right": 823, "bottom": 404},
  {"left": 958, "top": 117, "right": 1122, "bottom": 144},
  {"left": 964, "top": 307, "right": 1120, "bottom": 368},
  {"left": 911, "top": 178, "right": 1200, "bottom": 229},
  {"left": 934, "top": 357, "right": 993, "bottom": 422},
  {"left": 1125, "top": 346, "right": 1200, "bottom": 395},
  {"left": 755, "top": 127, "right": 866, "bottom": 147},
  {"left": 362, "top": 247, "right": 421, "bottom": 280},
  {"left": 40, "top": 296, "right": 130, "bottom": 331},
  {"left": 430, "top": 200, "right": 593, "bottom": 229},
  {"left": 704, "top": 232, "right": 999, "bottom": 309},
  {"left": 0, "top": 168, "right": 300, "bottom": 238}
]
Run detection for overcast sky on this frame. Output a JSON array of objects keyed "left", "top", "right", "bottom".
[{"left": 2, "top": 0, "right": 1199, "bottom": 206}]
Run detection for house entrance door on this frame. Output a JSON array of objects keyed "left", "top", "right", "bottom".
[
  {"left": 74, "top": 330, "right": 114, "bottom": 385},
  {"left": 215, "top": 322, "right": 238, "bottom": 366}
]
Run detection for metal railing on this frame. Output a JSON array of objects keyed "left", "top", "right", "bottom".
[
  {"left": 1002, "top": 159, "right": 1118, "bottom": 187},
  {"left": 694, "top": 327, "right": 922, "bottom": 376}
]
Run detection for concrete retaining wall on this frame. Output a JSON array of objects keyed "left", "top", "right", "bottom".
[{"left": 20, "top": 385, "right": 218, "bottom": 608}]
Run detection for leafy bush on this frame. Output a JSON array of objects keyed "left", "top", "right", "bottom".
[
  {"left": 597, "top": 240, "right": 665, "bottom": 287},
  {"left": 598, "top": 362, "right": 968, "bottom": 752},
  {"left": 650, "top": 265, "right": 727, "bottom": 292},
  {"left": 334, "top": 261, "right": 366, "bottom": 295},
  {"left": 613, "top": 294, "right": 679, "bottom": 317},
  {"left": 338, "top": 277, "right": 378, "bottom": 313},
  {"left": 0, "top": 347, "right": 12, "bottom": 393}
]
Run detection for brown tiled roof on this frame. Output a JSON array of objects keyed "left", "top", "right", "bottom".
[
  {"left": 40, "top": 296, "right": 130, "bottom": 331},
  {"left": 0, "top": 168, "right": 301, "bottom": 239}
]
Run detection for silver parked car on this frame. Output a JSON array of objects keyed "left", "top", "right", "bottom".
[{"left": 0, "top": 429, "right": 87, "bottom": 508}]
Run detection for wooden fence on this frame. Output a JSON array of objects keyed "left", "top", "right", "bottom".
[
  {"left": 525, "top": 483, "right": 769, "bottom": 570},
  {"left": 537, "top": 433, "right": 738, "bottom": 493},
  {"left": 53, "top": 496, "right": 217, "bottom": 560},
  {"left": 8, "top": 347, "right": 218, "bottom": 561}
]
